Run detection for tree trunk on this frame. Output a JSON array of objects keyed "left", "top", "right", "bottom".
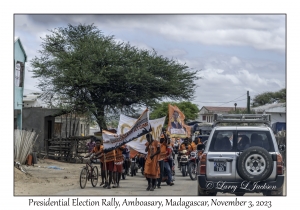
[
  {"left": 75, "top": 119, "right": 79, "bottom": 136},
  {"left": 96, "top": 106, "right": 107, "bottom": 132},
  {"left": 73, "top": 114, "right": 77, "bottom": 136},
  {"left": 65, "top": 114, "right": 68, "bottom": 138},
  {"left": 69, "top": 112, "right": 72, "bottom": 137},
  {"left": 60, "top": 115, "right": 62, "bottom": 139}
]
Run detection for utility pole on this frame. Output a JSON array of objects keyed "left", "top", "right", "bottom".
[{"left": 247, "top": 91, "right": 250, "bottom": 114}]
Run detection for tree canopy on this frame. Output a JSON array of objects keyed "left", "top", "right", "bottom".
[
  {"left": 252, "top": 88, "right": 286, "bottom": 107},
  {"left": 31, "top": 24, "right": 200, "bottom": 131},
  {"left": 150, "top": 101, "right": 200, "bottom": 126}
]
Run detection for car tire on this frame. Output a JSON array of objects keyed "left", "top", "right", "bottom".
[{"left": 237, "top": 146, "right": 273, "bottom": 182}]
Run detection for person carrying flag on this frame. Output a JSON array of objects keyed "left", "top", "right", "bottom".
[
  {"left": 93, "top": 139, "right": 106, "bottom": 187},
  {"left": 112, "top": 145, "right": 125, "bottom": 188},
  {"left": 144, "top": 133, "right": 160, "bottom": 191}
]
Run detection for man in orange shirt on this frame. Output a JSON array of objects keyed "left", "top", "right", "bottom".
[
  {"left": 84, "top": 137, "right": 102, "bottom": 159},
  {"left": 94, "top": 139, "right": 106, "bottom": 186},
  {"left": 94, "top": 140, "right": 116, "bottom": 189},
  {"left": 189, "top": 139, "right": 197, "bottom": 153},
  {"left": 177, "top": 138, "right": 189, "bottom": 168},
  {"left": 144, "top": 133, "right": 160, "bottom": 191},
  {"left": 113, "top": 145, "right": 125, "bottom": 188},
  {"left": 157, "top": 134, "right": 167, "bottom": 188},
  {"left": 85, "top": 137, "right": 105, "bottom": 185},
  {"left": 102, "top": 149, "right": 116, "bottom": 189},
  {"left": 165, "top": 138, "right": 174, "bottom": 185}
]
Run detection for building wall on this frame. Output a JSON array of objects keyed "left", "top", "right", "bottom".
[
  {"left": 54, "top": 116, "right": 90, "bottom": 138},
  {"left": 23, "top": 108, "right": 91, "bottom": 152},
  {"left": 22, "top": 108, "right": 62, "bottom": 151},
  {"left": 197, "top": 109, "right": 228, "bottom": 123},
  {"left": 23, "top": 100, "right": 36, "bottom": 107},
  {"left": 14, "top": 40, "right": 26, "bottom": 62},
  {"left": 14, "top": 40, "right": 26, "bottom": 130},
  {"left": 266, "top": 112, "right": 286, "bottom": 125}
]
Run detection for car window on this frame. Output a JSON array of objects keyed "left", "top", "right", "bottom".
[
  {"left": 237, "top": 131, "right": 274, "bottom": 152},
  {"left": 209, "top": 130, "right": 234, "bottom": 152}
]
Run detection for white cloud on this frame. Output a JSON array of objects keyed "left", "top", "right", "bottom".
[
  {"left": 104, "top": 15, "right": 283, "bottom": 53},
  {"left": 19, "top": 14, "right": 285, "bottom": 53},
  {"left": 14, "top": 14, "right": 285, "bottom": 109},
  {"left": 230, "top": 56, "right": 241, "bottom": 65}
]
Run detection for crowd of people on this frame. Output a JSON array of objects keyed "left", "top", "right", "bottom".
[{"left": 84, "top": 131, "right": 204, "bottom": 191}]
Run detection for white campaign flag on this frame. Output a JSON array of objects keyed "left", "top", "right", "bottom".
[
  {"left": 117, "top": 114, "right": 166, "bottom": 154},
  {"left": 102, "top": 109, "right": 151, "bottom": 153}
]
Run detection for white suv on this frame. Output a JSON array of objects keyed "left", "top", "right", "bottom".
[{"left": 197, "top": 114, "right": 285, "bottom": 196}]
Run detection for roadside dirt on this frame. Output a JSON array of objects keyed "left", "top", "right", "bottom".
[{"left": 14, "top": 158, "right": 85, "bottom": 196}]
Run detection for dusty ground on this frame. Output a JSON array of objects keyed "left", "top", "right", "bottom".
[{"left": 14, "top": 158, "right": 86, "bottom": 196}]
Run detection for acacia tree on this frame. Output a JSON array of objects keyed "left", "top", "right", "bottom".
[
  {"left": 252, "top": 88, "right": 286, "bottom": 107},
  {"left": 31, "top": 24, "right": 200, "bottom": 131},
  {"left": 150, "top": 101, "right": 200, "bottom": 125}
]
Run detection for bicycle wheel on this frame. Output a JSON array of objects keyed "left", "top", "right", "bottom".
[
  {"left": 91, "top": 166, "right": 99, "bottom": 187},
  {"left": 80, "top": 167, "right": 88, "bottom": 189}
]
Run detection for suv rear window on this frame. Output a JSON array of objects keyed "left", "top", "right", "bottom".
[
  {"left": 237, "top": 130, "right": 275, "bottom": 152},
  {"left": 209, "top": 130, "right": 234, "bottom": 152},
  {"left": 209, "top": 130, "right": 275, "bottom": 152}
]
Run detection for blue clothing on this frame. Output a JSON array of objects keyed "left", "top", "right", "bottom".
[
  {"left": 164, "top": 161, "right": 172, "bottom": 184},
  {"left": 122, "top": 147, "right": 130, "bottom": 159}
]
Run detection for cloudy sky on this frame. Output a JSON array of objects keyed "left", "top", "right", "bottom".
[{"left": 14, "top": 14, "right": 286, "bottom": 109}]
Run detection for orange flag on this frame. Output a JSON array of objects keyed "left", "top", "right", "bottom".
[
  {"left": 167, "top": 104, "right": 191, "bottom": 138},
  {"left": 130, "top": 148, "right": 139, "bottom": 159}
]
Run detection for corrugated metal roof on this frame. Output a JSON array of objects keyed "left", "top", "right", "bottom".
[{"left": 252, "top": 103, "right": 286, "bottom": 113}]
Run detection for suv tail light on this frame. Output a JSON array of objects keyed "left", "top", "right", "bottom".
[
  {"left": 277, "top": 153, "right": 284, "bottom": 175},
  {"left": 199, "top": 153, "right": 207, "bottom": 175}
]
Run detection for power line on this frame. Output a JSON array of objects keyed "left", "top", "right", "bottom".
[
  {"left": 217, "top": 94, "right": 247, "bottom": 107},
  {"left": 193, "top": 93, "right": 246, "bottom": 104}
]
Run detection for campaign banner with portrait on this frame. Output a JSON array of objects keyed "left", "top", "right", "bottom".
[
  {"left": 117, "top": 115, "right": 166, "bottom": 154},
  {"left": 101, "top": 109, "right": 152, "bottom": 153},
  {"left": 167, "top": 104, "right": 191, "bottom": 138}
]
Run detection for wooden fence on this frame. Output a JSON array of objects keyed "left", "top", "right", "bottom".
[{"left": 41, "top": 135, "right": 94, "bottom": 163}]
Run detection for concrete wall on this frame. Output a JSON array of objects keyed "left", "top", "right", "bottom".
[
  {"left": 22, "top": 107, "right": 62, "bottom": 151},
  {"left": 267, "top": 112, "right": 286, "bottom": 125}
]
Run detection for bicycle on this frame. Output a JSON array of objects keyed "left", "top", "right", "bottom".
[{"left": 79, "top": 155, "right": 99, "bottom": 189}]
